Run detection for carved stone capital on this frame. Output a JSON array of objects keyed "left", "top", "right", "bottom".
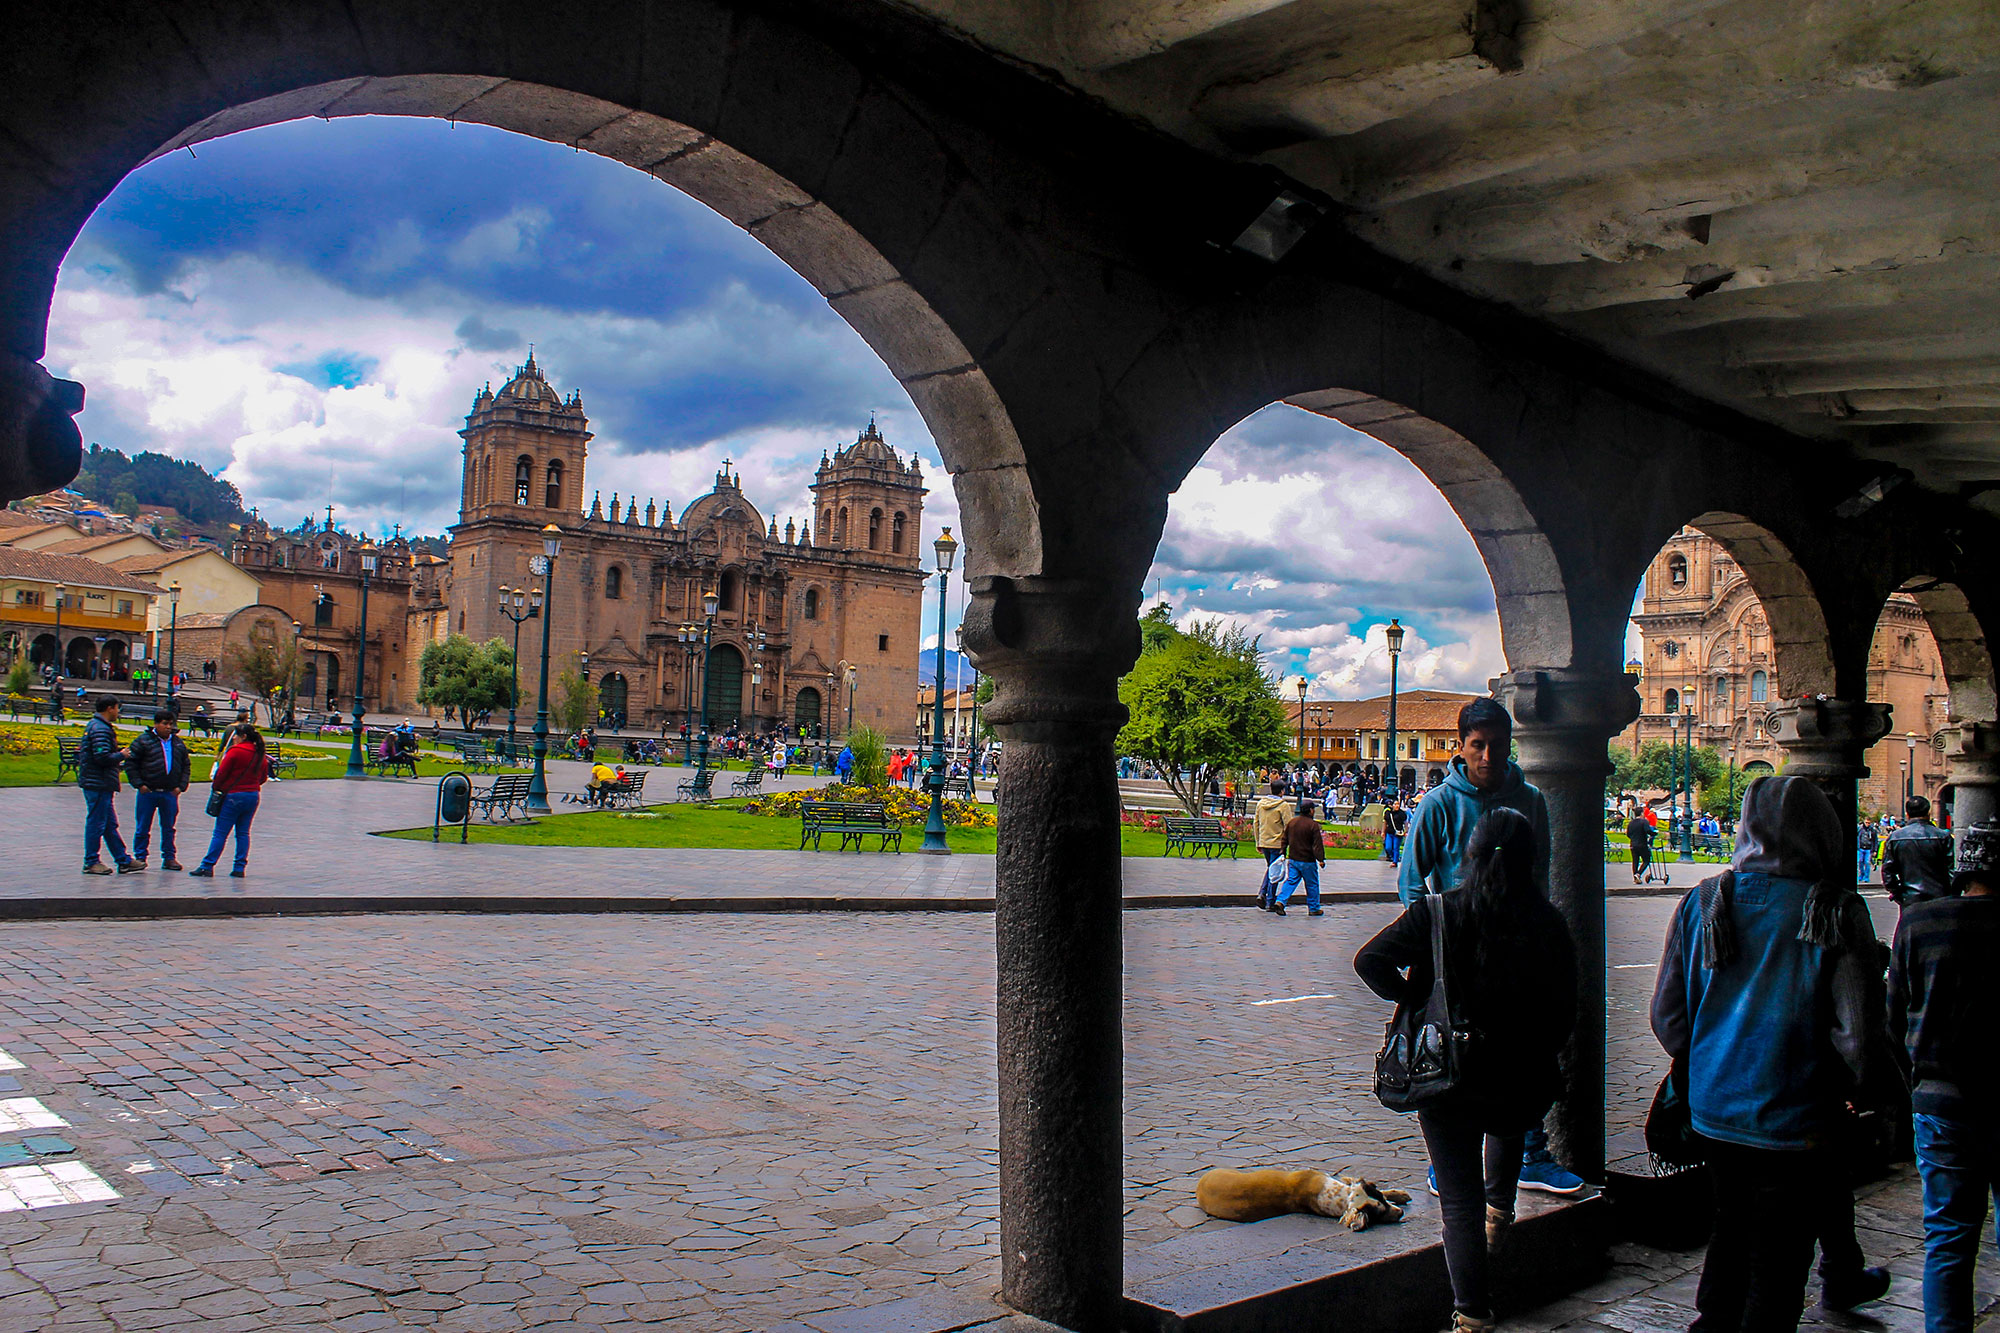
[
  {"left": 961, "top": 576, "right": 1138, "bottom": 744},
  {"left": 1764, "top": 697, "right": 1894, "bottom": 779},
  {"left": 1944, "top": 719, "right": 2000, "bottom": 786},
  {"left": 0, "top": 353, "right": 84, "bottom": 504},
  {"left": 1491, "top": 668, "right": 1642, "bottom": 775}
]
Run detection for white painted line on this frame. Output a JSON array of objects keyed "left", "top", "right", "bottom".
[
  {"left": 1612, "top": 963, "right": 1657, "bottom": 969},
  {"left": 0, "top": 1161, "right": 119, "bottom": 1211},
  {"left": 1251, "top": 994, "right": 1343, "bottom": 1006},
  {"left": 0, "top": 1097, "right": 68, "bottom": 1132},
  {"left": 0, "top": 1050, "right": 22, "bottom": 1071}
]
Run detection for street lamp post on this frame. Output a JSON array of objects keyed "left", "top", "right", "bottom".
[
  {"left": 1294, "top": 676, "right": 1308, "bottom": 778},
  {"left": 526, "top": 525, "right": 562, "bottom": 814},
  {"left": 678, "top": 623, "right": 698, "bottom": 764},
  {"left": 747, "top": 625, "right": 767, "bottom": 736},
  {"left": 921, "top": 529, "right": 959, "bottom": 854},
  {"left": 163, "top": 582, "right": 181, "bottom": 707},
  {"left": 1384, "top": 619, "right": 1405, "bottom": 800},
  {"left": 344, "top": 540, "right": 378, "bottom": 778},
  {"left": 50, "top": 582, "right": 64, "bottom": 719},
  {"left": 310, "top": 584, "right": 326, "bottom": 709},
  {"left": 497, "top": 584, "right": 539, "bottom": 747},
  {"left": 285, "top": 619, "right": 302, "bottom": 732},
  {"left": 844, "top": 663, "right": 858, "bottom": 737},
  {"left": 1905, "top": 731, "right": 1918, "bottom": 807},
  {"left": 1677, "top": 704, "right": 1697, "bottom": 863},
  {"left": 956, "top": 625, "right": 981, "bottom": 801},
  {"left": 692, "top": 587, "right": 720, "bottom": 796}
]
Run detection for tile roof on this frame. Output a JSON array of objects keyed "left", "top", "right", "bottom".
[
  {"left": 42, "top": 532, "right": 162, "bottom": 556},
  {"left": 0, "top": 547, "right": 164, "bottom": 595},
  {"left": 1291, "top": 689, "right": 1480, "bottom": 733},
  {"left": 106, "top": 549, "right": 213, "bottom": 574}
]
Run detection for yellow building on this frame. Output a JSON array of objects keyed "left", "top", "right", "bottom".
[
  {"left": 108, "top": 547, "right": 263, "bottom": 650},
  {"left": 0, "top": 548, "right": 160, "bottom": 681},
  {"left": 1287, "top": 690, "right": 1479, "bottom": 790}
]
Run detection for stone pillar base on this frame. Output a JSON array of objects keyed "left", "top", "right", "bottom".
[{"left": 1945, "top": 720, "right": 2000, "bottom": 856}]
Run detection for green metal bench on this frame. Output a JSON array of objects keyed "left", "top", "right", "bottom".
[
  {"left": 1163, "top": 816, "right": 1238, "bottom": 859},
  {"left": 800, "top": 800, "right": 903, "bottom": 853}
]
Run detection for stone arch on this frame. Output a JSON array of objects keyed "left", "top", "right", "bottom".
[
  {"left": 1891, "top": 577, "right": 1997, "bottom": 727},
  {"left": 1680, "top": 512, "right": 1837, "bottom": 700},
  {"left": 12, "top": 54, "right": 1041, "bottom": 578}
]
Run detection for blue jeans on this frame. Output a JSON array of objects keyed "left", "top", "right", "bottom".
[
  {"left": 1384, "top": 832, "right": 1403, "bottom": 865},
  {"left": 1914, "top": 1112, "right": 2000, "bottom": 1333},
  {"left": 82, "top": 788, "right": 131, "bottom": 867},
  {"left": 133, "top": 790, "right": 179, "bottom": 861},
  {"left": 198, "top": 791, "right": 260, "bottom": 874},
  {"left": 1257, "top": 848, "right": 1280, "bottom": 907},
  {"left": 1277, "top": 858, "right": 1320, "bottom": 910},
  {"left": 1858, "top": 848, "right": 1874, "bottom": 882}
]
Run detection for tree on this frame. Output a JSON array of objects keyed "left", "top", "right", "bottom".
[
  {"left": 1115, "top": 617, "right": 1290, "bottom": 814},
  {"left": 5, "top": 657, "right": 33, "bottom": 697},
  {"left": 552, "top": 661, "right": 599, "bottom": 733},
  {"left": 222, "top": 632, "right": 298, "bottom": 711},
  {"left": 1608, "top": 739, "right": 1736, "bottom": 812},
  {"left": 974, "top": 674, "right": 995, "bottom": 738},
  {"left": 1139, "top": 601, "right": 1180, "bottom": 654},
  {"left": 417, "top": 635, "right": 517, "bottom": 720}
]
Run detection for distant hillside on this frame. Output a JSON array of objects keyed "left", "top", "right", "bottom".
[
  {"left": 72, "top": 444, "right": 250, "bottom": 530},
  {"left": 918, "top": 647, "right": 975, "bottom": 688}
]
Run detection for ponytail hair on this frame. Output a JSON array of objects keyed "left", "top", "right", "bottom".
[{"left": 1455, "top": 807, "right": 1538, "bottom": 976}]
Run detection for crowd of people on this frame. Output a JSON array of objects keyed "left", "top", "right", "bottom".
[{"left": 77, "top": 693, "right": 271, "bottom": 879}]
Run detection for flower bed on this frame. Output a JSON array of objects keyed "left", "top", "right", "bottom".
[{"left": 746, "top": 782, "right": 996, "bottom": 828}]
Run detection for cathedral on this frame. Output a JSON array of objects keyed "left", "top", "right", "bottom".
[{"left": 438, "top": 354, "right": 929, "bottom": 742}]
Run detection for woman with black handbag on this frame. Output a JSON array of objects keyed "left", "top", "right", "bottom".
[{"left": 1355, "top": 809, "right": 1577, "bottom": 1333}]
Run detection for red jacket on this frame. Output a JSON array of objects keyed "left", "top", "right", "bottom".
[{"left": 210, "top": 741, "right": 269, "bottom": 795}]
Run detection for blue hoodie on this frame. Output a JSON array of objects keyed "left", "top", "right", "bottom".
[{"left": 1396, "top": 756, "right": 1550, "bottom": 903}]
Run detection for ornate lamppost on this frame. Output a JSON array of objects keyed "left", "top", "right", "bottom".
[
  {"left": 1294, "top": 675, "right": 1309, "bottom": 781},
  {"left": 497, "top": 583, "right": 539, "bottom": 747},
  {"left": 920, "top": 528, "right": 959, "bottom": 854},
  {"left": 956, "top": 625, "right": 981, "bottom": 801},
  {"left": 285, "top": 619, "right": 302, "bottom": 732},
  {"left": 1677, "top": 701, "right": 1697, "bottom": 862},
  {"left": 843, "top": 663, "right": 858, "bottom": 737},
  {"left": 310, "top": 584, "right": 326, "bottom": 709},
  {"left": 526, "top": 525, "right": 562, "bottom": 814},
  {"left": 677, "top": 622, "right": 699, "bottom": 764},
  {"left": 692, "top": 586, "right": 721, "bottom": 796},
  {"left": 1383, "top": 618, "right": 1405, "bottom": 799},
  {"left": 50, "top": 581, "right": 64, "bottom": 719},
  {"left": 747, "top": 625, "right": 766, "bottom": 735},
  {"left": 344, "top": 540, "right": 378, "bottom": 779}
]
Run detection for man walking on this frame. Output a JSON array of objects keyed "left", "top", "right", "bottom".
[
  {"left": 1383, "top": 797, "right": 1409, "bottom": 866},
  {"left": 1271, "top": 798, "right": 1326, "bottom": 917},
  {"left": 126, "top": 707, "right": 190, "bottom": 870},
  {"left": 1883, "top": 796, "right": 1954, "bottom": 906},
  {"left": 1628, "top": 807, "right": 1656, "bottom": 884},
  {"left": 79, "top": 694, "right": 139, "bottom": 876},
  {"left": 1400, "top": 697, "right": 1577, "bottom": 1195},
  {"left": 1889, "top": 819, "right": 1999, "bottom": 1333},
  {"left": 1252, "top": 780, "right": 1294, "bottom": 911}
]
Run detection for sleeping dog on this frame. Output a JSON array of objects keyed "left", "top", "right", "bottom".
[{"left": 1196, "top": 1167, "right": 1412, "bottom": 1229}]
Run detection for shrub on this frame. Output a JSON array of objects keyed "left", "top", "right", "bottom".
[
  {"left": 4, "top": 660, "right": 32, "bottom": 696},
  {"left": 845, "top": 726, "right": 889, "bottom": 788}
]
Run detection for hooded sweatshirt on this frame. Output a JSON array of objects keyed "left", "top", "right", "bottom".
[
  {"left": 1396, "top": 756, "right": 1550, "bottom": 903},
  {"left": 1253, "top": 794, "right": 1295, "bottom": 849},
  {"left": 1651, "top": 775, "right": 1896, "bottom": 1151}
]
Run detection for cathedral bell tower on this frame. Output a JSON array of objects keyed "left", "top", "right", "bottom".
[
  {"left": 458, "top": 352, "right": 592, "bottom": 524},
  {"left": 809, "top": 419, "right": 926, "bottom": 562}
]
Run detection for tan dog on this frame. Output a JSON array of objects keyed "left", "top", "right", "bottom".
[{"left": 1196, "top": 1168, "right": 1412, "bottom": 1230}]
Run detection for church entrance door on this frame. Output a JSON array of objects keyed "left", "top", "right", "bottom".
[{"left": 704, "top": 645, "right": 744, "bottom": 731}]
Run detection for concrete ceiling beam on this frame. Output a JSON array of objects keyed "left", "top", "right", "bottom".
[{"left": 1747, "top": 359, "right": 2000, "bottom": 397}]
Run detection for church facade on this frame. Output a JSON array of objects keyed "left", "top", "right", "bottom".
[{"left": 439, "top": 355, "right": 929, "bottom": 742}]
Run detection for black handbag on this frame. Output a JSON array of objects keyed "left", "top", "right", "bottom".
[
  {"left": 1645, "top": 1058, "right": 1704, "bottom": 1168},
  {"left": 1374, "top": 898, "right": 1470, "bottom": 1112},
  {"left": 205, "top": 786, "right": 224, "bottom": 817}
]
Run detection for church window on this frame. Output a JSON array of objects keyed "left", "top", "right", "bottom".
[
  {"left": 1668, "top": 554, "right": 1688, "bottom": 587},
  {"left": 515, "top": 455, "right": 533, "bottom": 505},
  {"left": 891, "top": 512, "right": 906, "bottom": 554},
  {"left": 878, "top": 634, "right": 889, "bottom": 652},
  {"left": 1750, "top": 670, "right": 1768, "bottom": 703},
  {"left": 314, "top": 592, "right": 334, "bottom": 628},
  {"left": 545, "top": 460, "right": 563, "bottom": 510},
  {"left": 1664, "top": 688, "right": 1680, "bottom": 714},
  {"left": 804, "top": 588, "right": 821, "bottom": 620},
  {"left": 837, "top": 508, "right": 849, "bottom": 547},
  {"left": 868, "top": 508, "right": 883, "bottom": 550},
  {"left": 719, "top": 570, "right": 741, "bottom": 612},
  {"left": 605, "top": 565, "right": 623, "bottom": 600}
]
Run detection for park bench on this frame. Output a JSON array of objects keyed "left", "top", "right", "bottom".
[
  {"left": 452, "top": 738, "right": 498, "bottom": 773},
  {"left": 4, "top": 696, "right": 54, "bottom": 721},
  {"left": 183, "top": 713, "right": 222, "bottom": 738},
  {"left": 601, "top": 771, "right": 648, "bottom": 811},
  {"left": 675, "top": 768, "right": 716, "bottom": 802},
  {"left": 1163, "top": 816, "right": 1239, "bottom": 859},
  {"left": 268, "top": 743, "right": 298, "bottom": 779},
  {"left": 1693, "top": 831, "right": 1731, "bottom": 857},
  {"left": 472, "top": 772, "right": 534, "bottom": 821},
  {"left": 367, "top": 747, "right": 421, "bottom": 778},
  {"left": 56, "top": 736, "right": 82, "bottom": 782},
  {"left": 1200, "top": 794, "right": 1250, "bottom": 818},
  {"left": 729, "top": 766, "right": 766, "bottom": 797},
  {"left": 799, "top": 800, "right": 904, "bottom": 853}
]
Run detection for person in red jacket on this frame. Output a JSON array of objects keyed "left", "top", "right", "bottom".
[{"left": 191, "top": 723, "right": 269, "bottom": 879}]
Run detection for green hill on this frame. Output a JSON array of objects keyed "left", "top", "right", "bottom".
[{"left": 70, "top": 444, "right": 251, "bottom": 530}]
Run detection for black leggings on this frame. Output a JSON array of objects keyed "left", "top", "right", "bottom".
[
  {"left": 1692, "top": 1141, "right": 1829, "bottom": 1333},
  {"left": 1420, "top": 1114, "right": 1526, "bottom": 1318}
]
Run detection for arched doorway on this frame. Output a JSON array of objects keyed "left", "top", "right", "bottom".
[
  {"left": 65, "top": 637, "right": 93, "bottom": 678},
  {"left": 299, "top": 659, "right": 318, "bottom": 707},
  {"left": 29, "top": 633, "right": 56, "bottom": 670},
  {"left": 703, "top": 645, "right": 744, "bottom": 731},
  {"left": 795, "top": 687, "right": 822, "bottom": 736},
  {"left": 600, "top": 672, "right": 628, "bottom": 725},
  {"left": 102, "top": 640, "right": 129, "bottom": 678},
  {"left": 324, "top": 655, "right": 340, "bottom": 707}
]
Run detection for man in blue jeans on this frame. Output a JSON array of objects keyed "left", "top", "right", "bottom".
[
  {"left": 1271, "top": 799, "right": 1325, "bottom": 917},
  {"left": 77, "top": 693, "right": 140, "bottom": 875},
  {"left": 1889, "top": 819, "right": 2000, "bottom": 1333},
  {"left": 1401, "top": 698, "right": 1580, "bottom": 1195},
  {"left": 126, "top": 707, "right": 191, "bottom": 870}
]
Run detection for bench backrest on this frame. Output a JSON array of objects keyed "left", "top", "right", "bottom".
[
  {"left": 1163, "top": 817, "right": 1226, "bottom": 835},
  {"left": 488, "top": 773, "right": 531, "bottom": 795},
  {"left": 801, "top": 800, "right": 889, "bottom": 824},
  {"left": 58, "top": 737, "right": 81, "bottom": 757}
]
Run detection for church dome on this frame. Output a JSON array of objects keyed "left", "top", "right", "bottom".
[
  {"left": 496, "top": 351, "right": 561, "bottom": 404},
  {"left": 841, "top": 418, "right": 895, "bottom": 463}
]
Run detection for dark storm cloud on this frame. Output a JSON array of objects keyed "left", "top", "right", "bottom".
[{"left": 455, "top": 313, "right": 520, "bottom": 352}]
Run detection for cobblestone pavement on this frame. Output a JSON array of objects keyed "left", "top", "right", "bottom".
[
  {"left": 7, "top": 782, "right": 1724, "bottom": 909},
  {"left": 4, "top": 898, "right": 1978, "bottom": 1332}
]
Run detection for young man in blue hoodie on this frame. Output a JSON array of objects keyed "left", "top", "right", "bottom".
[{"left": 1399, "top": 698, "right": 1575, "bottom": 1194}]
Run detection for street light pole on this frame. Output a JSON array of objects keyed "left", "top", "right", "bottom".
[
  {"left": 497, "top": 584, "right": 537, "bottom": 746},
  {"left": 526, "top": 525, "right": 562, "bottom": 814},
  {"left": 1677, "top": 704, "right": 1696, "bottom": 862},
  {"left": 285, "top": 619, "right": 302, "bottom": 732},
  {"left": 344, "top": 540, "right": 378, "bottom": 778},
  {"left": 164, "top": 582, "right": 181, "bottom": 709},
  {"left": 1905, "top": 731, "right": 1918, "bottom": 807},
  {"left": 921, "top": 529, "right": 959, "bottom": 854},
  {"left": 844, "top": 663, "right": 857, "bottom": 737},
  {"left": 678, "top": 623, "right": 697, "bottom": 764},
  {"left": 51, "top": 581, "right": 64, "bottom": 720},
  {"left": 956, "top": 625, "right": 980, "bottom": 801},
  {"left": 693, "top": 588, "right": 720, "bottom": 795},
  {"left": 1384, "top": 619, "right": 1405, "bottom": 800},
  {"left": 1294, "top": 675, "right": 1308, "bottom": 775}
]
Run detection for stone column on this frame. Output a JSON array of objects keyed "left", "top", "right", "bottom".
[
  {"left": 1944, "top": 720, "right": 2000, "bottom": 851},
  {"left": 0, "top": 353, "right": 85, "bottom": 504},
  {"left": 963, "top": 575, "right": 1138, "bottom": 1333},
  {"left": 1764, "top": 697, "right": 1893, "bottom": 872},
  {"left": 1492, "top": 668, "right": 1640, "bottom": 1185}
]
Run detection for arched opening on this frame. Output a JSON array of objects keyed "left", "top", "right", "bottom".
[
  {"left": 1663, "top": 688, "right": 1680, "bottom": 714},
  {"left": 795, "top": 686, "right": 823, "bottom": 735},
  {"left": 703, "top": 644, "right": 744, "bottom": 730},
  {"left": 28, "top": 633, "right": 57, "bottom": 670},
  {"left": 1858, "top": 577, "right": 1995, "bottom": 818},
  {"left": 102, "top": 640, "right": 130, "bottom": 678},
  {"left": 324, "top": 654, "right": 340, "bottom": 705},
  {"left": 1750, "top": 669, "right": 1769, "bottom": 703},
  {"left": 837, "top": 508, "right": 850, "bottom": 548},
  {"left": 604, "top": 565, "right": 622, "bottom": 600},
  {"left": 892, "top": 512, "right": 906, "bottom": 554},
  {"left": 514, "top": 455, "right": 533, "bottom": 506},
  {"left": 804, "top": 587, "right": 822, "bottom": 620},
  {"left": 717, "top": 570, "right": 741, "bottom": 614},
  {"left": 65, "top": 637, "right": 94, "bottom": 678},
  {"left": 868, "top": 508, "right": 883, "bottom": 550},
  {"left": 600, "top": 672, "right": 628, "bottom": 725},
  {"left": 545, "top": 460, "right": 564, "bottom": 510},
  {"left": 1667, "top": 554, "right": 1688, "bottom": 587}
]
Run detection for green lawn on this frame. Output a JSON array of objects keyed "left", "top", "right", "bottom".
[{"left": 380, "top": 800, "right": 1389, "bottom": 857}]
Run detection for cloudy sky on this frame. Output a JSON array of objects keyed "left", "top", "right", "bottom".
[{"left": 47, "top": 115, "right": 1511, "bottom": 697}]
